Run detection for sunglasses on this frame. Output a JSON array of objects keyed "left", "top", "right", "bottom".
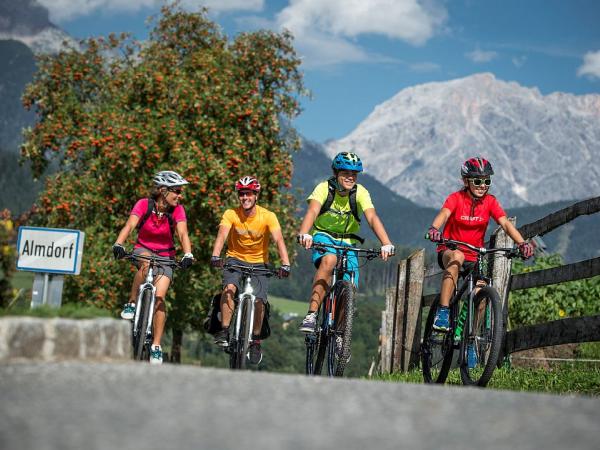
[
  {"left": 469, "top": 178, "right": 491, "bottom": 187},
  {"left": 168, "top": 188, "right": 183, "bottom": 195},
  {"left": 237, "top": 191, "right": 256, "bottom": 197}
]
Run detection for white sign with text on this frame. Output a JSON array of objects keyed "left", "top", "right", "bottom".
[{"left": 17, "top": 227, "right": 85, "bottom": 275}]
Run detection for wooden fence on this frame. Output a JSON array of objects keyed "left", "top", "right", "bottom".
[{"left": 379, "top": 196, "right": 600, "bottom": 374}]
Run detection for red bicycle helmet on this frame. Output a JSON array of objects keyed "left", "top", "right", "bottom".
[
  {"left": 235, "top": 176, "right": 261, "bottom": 192},
  {"left": 461, "top": 157, "right": 494, "bottom": 178}
]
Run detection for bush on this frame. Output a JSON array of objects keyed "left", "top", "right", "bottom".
[{"left": 509, "top": 254, "right": 600, "bottom": 327}]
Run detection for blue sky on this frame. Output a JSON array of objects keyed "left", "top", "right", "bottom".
[{"left": 38, "top": 0, "right": 600, "bottom": 143}]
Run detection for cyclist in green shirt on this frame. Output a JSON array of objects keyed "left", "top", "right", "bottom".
[{"left": 297, "top": 151, "right": 395, "bottom": 332}]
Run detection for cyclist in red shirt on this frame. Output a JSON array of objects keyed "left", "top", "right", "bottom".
[
  {"left": 426, "top": 157, "right": 533, "bottom": 340},
  {"left": 112, "top": 170, "right": 194, "bottom": 364}
]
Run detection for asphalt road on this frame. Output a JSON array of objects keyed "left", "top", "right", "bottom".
[{"left": 1, "top": 362, "right": 598, "bottom": 450}]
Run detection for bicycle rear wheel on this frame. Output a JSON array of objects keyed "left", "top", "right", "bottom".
[
  {"left": 460, "top": 286, "right": 503, "bottom": 387},
  {"left": 329, "top": 281, "right": 355, "bottom": 377},
  {"left": 421, "top": 296, "right": 455, "bottom": 384},
  {"left": 133, "top": 290, "right": 152, "bottom": 361}
]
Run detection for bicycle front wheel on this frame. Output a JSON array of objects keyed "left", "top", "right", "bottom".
[
  {"left": 306, "top": 307, "right": 327, "bottom": 375},
  {"left": 460, "top": 286, "right": 503, "bottom": 387},
  {"left": 229, "top": 299, "right": 250, "bottom": 370},
  {"left": 421, "top": 296, "right": 455, "bottom": 384},
  {"left": 133, "top": 290, "right": 152, "bottom": 361},
  {"left": 329, "top": 281, "right": 355, "bottom": 377}
]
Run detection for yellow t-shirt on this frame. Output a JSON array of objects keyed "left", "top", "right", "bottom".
[
  {"left": 307, "top": 181, "right": 374, "bottom": 244},
  {"left": 220, "top": 205, "right": 281, "bottom": 263}
]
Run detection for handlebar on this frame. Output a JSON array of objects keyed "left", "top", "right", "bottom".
[
  {"left": 124, "top": 252, "right": 181, "bottom": 269},
  {"left": 305, "top": 241, "right": 383, "bottom": 260},
  {"left": 427, "top": 236, "right": 520, "bottom": 258},
  {"left": 222, "top": 262, "right": 280, "bottom": 277}
]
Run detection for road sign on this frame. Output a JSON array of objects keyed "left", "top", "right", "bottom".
[{"left": 16, "top": 226, "right": 85, "bottom": 275}]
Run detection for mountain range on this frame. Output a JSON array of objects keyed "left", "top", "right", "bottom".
[{"left": 326, "top": 73, "right": 600, "bottom": 209}]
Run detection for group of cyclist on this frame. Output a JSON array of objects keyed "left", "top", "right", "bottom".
[{"left": 112, "top": 151, "right": 533, "bottom": 367}]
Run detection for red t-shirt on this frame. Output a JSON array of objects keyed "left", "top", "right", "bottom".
[
  {"left": 131, "top": 198, "right": 186, "bottom": 257},
  {"left": 437, "top": 190, "right": 506, "bottom": 261}
]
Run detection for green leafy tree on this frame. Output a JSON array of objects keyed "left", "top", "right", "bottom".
[
  {"left": 20, "top": 4, "right": 305, "bottom": 358},
  {"left": 509, "top": 254, "right": 600, "bottom": 328},
  {"left": 0, "top": 209, "right": 17, "bottom": 307}
]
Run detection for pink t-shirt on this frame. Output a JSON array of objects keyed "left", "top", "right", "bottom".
[
  {"left": 131, "top": 198, "right": 186, "bottom": 257},
  {"left": 437, "top": 190, "right": 506, "bottom": 261}
]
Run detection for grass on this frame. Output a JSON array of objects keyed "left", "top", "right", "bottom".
[
  {"left": 0, "top": 303, "right": 113, "bottom": 319},
  {"left": 375, "top": 364, "right": 600, "bottom": 396},
  {"left": 268, "top": 295, "right": 307, "bottom": 316},
  {"left": 11, "top": 270, "right": 35, "bottom": 290}
]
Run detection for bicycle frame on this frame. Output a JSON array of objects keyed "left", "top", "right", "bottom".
[
  {"left": 444, "top": 240, "right": 515, "bottom": 358},
  {"left": 231, "top": 271, "right": 257, "bottom": 352},
  {"left": 305, "top": 242, "right": 380, "bottom": 376},
  {"left": 222, "top": 262, "right": 277, "bottom": 369}
]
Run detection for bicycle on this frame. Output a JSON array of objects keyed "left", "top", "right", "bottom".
[
  {"left": 123, "top": 252, "right": 180, "bottom": 361},
  {"left": 421, "top": 238, "right": 519, "bottom": 387},
  {"left": 302, "top": 241, "right": 381, "bottom": 377},
  {"left": 221, "top": 262, "right": 279, "bottom": 370}
]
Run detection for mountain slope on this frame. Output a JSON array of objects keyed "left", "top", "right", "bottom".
[{"left": 326, "top": 73, "right": 600, "bottom": 208}]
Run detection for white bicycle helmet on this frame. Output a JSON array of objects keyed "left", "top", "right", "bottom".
[{"left": 153, "top": 170, "right": 189, "bottom": 187}]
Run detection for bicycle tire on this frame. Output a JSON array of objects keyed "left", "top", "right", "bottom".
[
  {"left": 312, "top": 324, "right": 328, "bottom": 375},
  {"left": 460, "top": 286, "right": 503, "bottom": 387},
  {"left": 229, "top": 299, "right": 249, "bottom": 370},
  {"left": 133, "top": 290, "right": 152, "bottom": 361},
  {"left": 329, "top": 281, "right": 355, "bottom": 377},
  {"left": 421, "top": 296, "right": 455, "bottom": 384},
  {"left": 305, "top": 306, "right": 326, "bottom": 375}
]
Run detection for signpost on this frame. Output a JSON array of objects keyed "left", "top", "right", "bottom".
[{"left": 16, "top": 227, "right": 85, "bottom": 308}]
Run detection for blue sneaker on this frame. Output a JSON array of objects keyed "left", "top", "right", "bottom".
[
  {"left": 149, "top": 345, "right": 163, "bottom": 365},
  {"left": 467, "top": 344, "right": 478, "bottom": 369},
  {"left": 120, "top": 303, "right": 135, "bottom": 320},
  {"left": 433, "top": 306, "right": 449, "bottom": 332}
]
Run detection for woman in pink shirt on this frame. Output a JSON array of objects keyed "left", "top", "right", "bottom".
[
  {"left": 425, "top": 157, "right": 533, "bottom": 358},
  {"left": 112, "top": 170, "right": 193, "bottom": 364}
]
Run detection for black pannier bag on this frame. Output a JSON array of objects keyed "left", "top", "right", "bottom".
[{"left": 203, "top": 294, "right": 222, "bottom": 335}]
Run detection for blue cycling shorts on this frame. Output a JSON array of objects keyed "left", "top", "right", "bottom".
[{"left": 311, "top": 232, "right": 360, "bottom": 287}]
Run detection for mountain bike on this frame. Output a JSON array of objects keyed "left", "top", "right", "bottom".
[
  {"left": 222, "top": 262, "right": 279, "bottom": 370},
  {"left": 421, "top": 238, "right": 519, "bottom": 387},
  {"left": 303, "top": 241, "right": 381, "bottom": 377},
  {"left": 124, "top": 253, "right": 180, "bottom": 361}
]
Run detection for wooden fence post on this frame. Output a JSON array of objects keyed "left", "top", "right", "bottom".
[
  {"left": 491, "top": 217, "right": 516, "bottom": 310},
  {"left": 401, "top": 249, "right": 425, "bottom": 372},
  {"left": 380, "top": 286, "right": 396, "bottom": 374},
  {"left": 391, "top": 260, "right": 408, "bottom": 372}
]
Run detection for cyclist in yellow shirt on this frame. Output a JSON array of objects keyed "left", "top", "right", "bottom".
[
  {"left": 297, "top": 152, "right": 395, "bottom": 332},
  {"left": 210, "top": 176, "right": 291, "bottom": 364}
]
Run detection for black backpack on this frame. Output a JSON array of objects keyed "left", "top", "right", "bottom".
[
  {"left": 135, "top": 198, "right": 176, "bottom": 252},
  {"left": 318, "top": 177, "right": 361, "bottom": 223}
]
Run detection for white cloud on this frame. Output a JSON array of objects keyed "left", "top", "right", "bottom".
[
  {"left": 37, "top": 0, "right": 264, "bottom": 23},
  {"left": 577, "top": 50, "right": 600, "bottom": 79},
  {"left": 512, "top": 55, "right": 527, "bottom": 68},
  {"left": 275, "top": 0, "right": 447, "bottom": 67},
  {"left": 465, "top": 48, "right": 498, "bottom": 63}
]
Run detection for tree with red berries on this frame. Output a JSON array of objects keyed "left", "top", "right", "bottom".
[{"left": 21, "top": 4, "right": 305, "bottom": 360}]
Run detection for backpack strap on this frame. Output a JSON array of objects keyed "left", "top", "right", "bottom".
[{"left": 318, "top": 178, "right": 361, "bottom": 223}]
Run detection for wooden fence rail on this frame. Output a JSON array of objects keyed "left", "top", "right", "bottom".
[{"left": 379, "top": 196, "right": 600, "bottom": 374}]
